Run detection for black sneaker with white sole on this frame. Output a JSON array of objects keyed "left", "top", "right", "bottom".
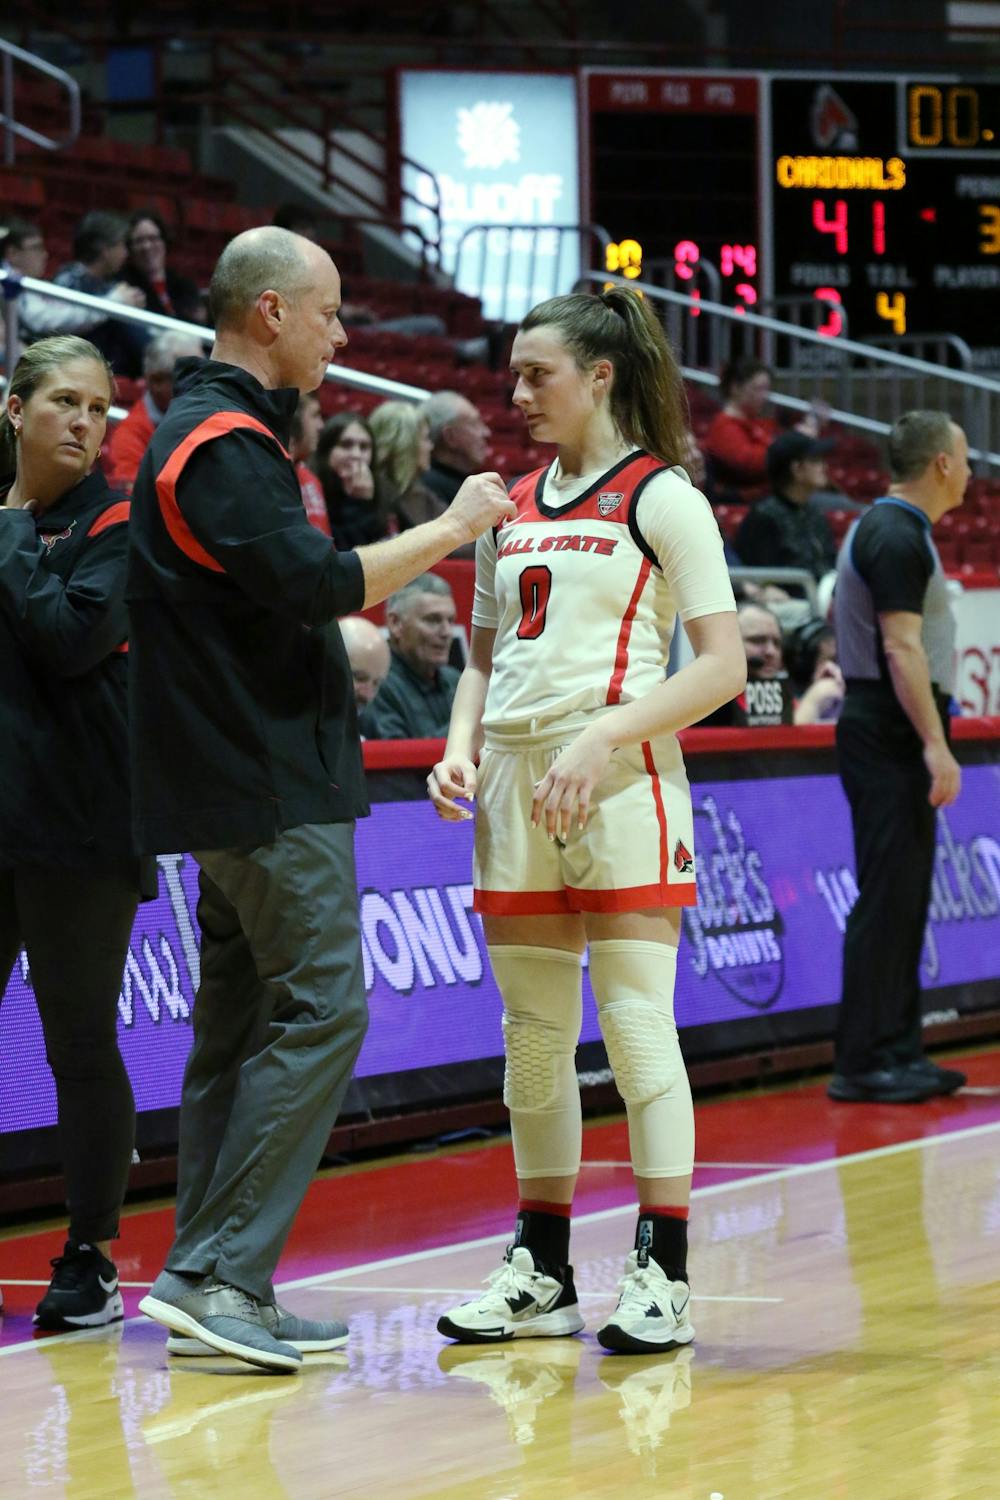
[
  {"left": 34, "top": 1241, "right": 125, "bottom": 1330},
  {"left": 437, "top": 1245, "right": 585, "bottom": 1344}
]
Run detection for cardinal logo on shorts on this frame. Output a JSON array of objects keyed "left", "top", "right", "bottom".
[
  {"left": 674, "top": 838, "right": 694, "bottom": 874},
  {"left": 597, "top": 491, "right": 624, "bottom": 516}
]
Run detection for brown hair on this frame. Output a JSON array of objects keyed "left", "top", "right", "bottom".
[
  {"left": 0, "top": 336, "right": 114, "bottom": 487},
  {"left": 519, "top": 287, "right": 689, "bottom": 465},
  {"left": 887, "top": 410, "right": 956, "bottom": 482}
]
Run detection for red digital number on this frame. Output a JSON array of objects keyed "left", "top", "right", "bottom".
[
  {"left": 871, "top": 200, "right": 886, "bottom": 255},
  {"left": 517, "top": 565, "right": 553, "bottom": 640},
  {"left": 811, "top": 198, "right": 849, "bottom": 255},
  {"left": 733, "top": 283, "right": 757, "bottom": 316},
  {"left": 814, "top": 286, "right": 844, "bottom": 338},
  {"left": 673, "top": 239, "right": 700, "bottom": 282},
  {"left": 721, "top": 244, "right": 758, "bottom": 278}
]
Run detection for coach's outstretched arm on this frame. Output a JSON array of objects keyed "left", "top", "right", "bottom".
[{"left": 356, "top": 472, "right": 514, "bottom": 609}]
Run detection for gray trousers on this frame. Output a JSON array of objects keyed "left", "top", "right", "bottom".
[{"left": 168, "top": 822, "right": 368, "bottom": 1300}]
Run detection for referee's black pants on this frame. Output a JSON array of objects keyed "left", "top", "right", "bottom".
[
  {"left": 0, "top": 867, "right": 138, "bottom": 1243},
  {"left": 834, "top": 702, "right": 942, "bottom": 1077}
]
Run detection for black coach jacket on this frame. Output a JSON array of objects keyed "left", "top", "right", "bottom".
[
  {"left": 0, "top": 470, "right": 145, "bottom": 880},
  {"left": 127, "top": 359, "right": 368, "bottom": 854}
]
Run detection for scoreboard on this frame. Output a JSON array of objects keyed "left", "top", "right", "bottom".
[{"left": 586, "top": 70, "right": 1000, "bottom": 367}]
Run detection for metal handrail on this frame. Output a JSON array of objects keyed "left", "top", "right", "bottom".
[
  {"left": 576, "top": 271, "right": 1000, "bottom": 470},
  {"left": 578, "top": 272, "right": 1000, "bottom": 394},
  {"left": 0, "top": 270, "right": 431, "bottom": 403},
  {"left": 452, "top": 223, "right": 612, "bottom": 325},
  {"left": 0, "top": 38, "right": 81, "bottom": 167}
]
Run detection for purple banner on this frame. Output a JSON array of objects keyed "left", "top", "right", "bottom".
[{"left": 2, "top": 765, "right": 999, "bottom": 1137}]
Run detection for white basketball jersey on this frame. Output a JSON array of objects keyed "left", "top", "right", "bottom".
[{"left": 472, "top": 450, "right": 733, "bottom": 732}]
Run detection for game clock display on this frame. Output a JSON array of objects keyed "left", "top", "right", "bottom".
[{"left": 769, "top": 76, "right": 1000, "bottom": 362}]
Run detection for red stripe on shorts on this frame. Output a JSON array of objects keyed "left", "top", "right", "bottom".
[
  {"left": 473, "top": 888, "right": 574, "bottom": 916},
  {"left": 606, "top": 557, "right": 652, "bottom": 704},
  {"left": 642, "top": 739, "right": 670, "bottom": 889},
  {"left": 563, "top": 881, "right": 698, "bottom": 911}
]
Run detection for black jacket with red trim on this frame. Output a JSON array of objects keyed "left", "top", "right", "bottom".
[
  {"left": 0, "top": 469, "right": 147, "bottom": 882},
  {"left": 127, "top": 358, "right": 368, "bottom": 853}
]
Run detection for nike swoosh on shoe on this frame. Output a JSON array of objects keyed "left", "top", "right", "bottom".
[{"left": 98, "top": 1276, "right": 119, "bottom": 1294}]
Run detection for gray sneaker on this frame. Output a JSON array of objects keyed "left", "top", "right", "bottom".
[
  {"left": 139, "top": 1273, "right": 303, "bottom": 1373},
  {"left": 166, "top": 1300, "right": 348, "bottom": 1357}
]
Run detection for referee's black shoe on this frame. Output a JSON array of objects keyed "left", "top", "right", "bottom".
[
  {"left": 898, "top": 1056, "right": 967, "bottom": 1095},
  {"left": 34, "top": 1241, "right": 124, "bottom": 1330},
  {"left": 827, "top": 1067, "right": 940, "bottom": 1104}
]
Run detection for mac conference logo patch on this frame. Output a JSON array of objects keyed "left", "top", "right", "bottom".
[{"left": 597, "top": 491, "right": 624, "bottom": 516}]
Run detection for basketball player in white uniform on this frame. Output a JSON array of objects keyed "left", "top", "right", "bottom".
[{"left": 428, "top": 288, "right": 744, "bottom": 1354}]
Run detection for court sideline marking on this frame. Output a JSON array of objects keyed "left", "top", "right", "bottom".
[{"left": 2, "top": 1115, "right": 997, "bottom": 1360}]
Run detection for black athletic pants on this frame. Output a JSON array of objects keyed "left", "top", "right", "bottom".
[
  {"left": 0, "top": 867, "right": 138, "bottom": 1243},
  {"left": 834, "top": 701, "right": 943, "bottom": 1076}
]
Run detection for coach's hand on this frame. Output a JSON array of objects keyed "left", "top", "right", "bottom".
[
  {"left": 924, "top": 740, "right": 961, "bottom": 808},
  {"left": 428, "top": 754, "right": 477, "bottom": 821},
  {"left": 532, "top": 726, "right": 612, "bottom": 841},
  {"left": 445, "top": 473, "right": 516, "bottom": 544}
]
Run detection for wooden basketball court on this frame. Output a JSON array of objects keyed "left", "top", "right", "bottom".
[{"left": 2, "top": 1057, "right": 999, "bottom": 1500}]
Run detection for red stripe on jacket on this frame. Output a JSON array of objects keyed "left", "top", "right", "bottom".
[
  {"left": 154, "top": 412, "right": 291, "bottom": 573},
  {"left": 87, "top": 500, "right": 131, "bottom": 538}
]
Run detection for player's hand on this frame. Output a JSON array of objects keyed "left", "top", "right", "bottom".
[
  {"left": 446, "top": 472, "right": 516, "bottom": 543},
  {"left": 923, "top": 740, "right": 961, "bottom": 808},
  {"left": 531, "top": 726, "right": 612, "bottom": 841},
  {"left": 428, "top": 754, "right": 477, "bottom": 821}
]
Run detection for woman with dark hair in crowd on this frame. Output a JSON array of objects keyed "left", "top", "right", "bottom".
[
  {"left": 123, "top": 209, "right": 204, "bottom": 326},
  {"left": 0, "top": 335, "right": 152, "bottom": 1330},
  {"left": 702, "top": 357, "right": 780, "bottom": 502},
  {"left": 312, "top": 409, "right": 395, "bottom": 549},
  {"left": 429, "top": 287, "right": 744, "bottom": 1354}
]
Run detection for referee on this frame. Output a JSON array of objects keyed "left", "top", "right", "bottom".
[{"left": 829, "top": 411, "right": 968, "bottom": 1104}]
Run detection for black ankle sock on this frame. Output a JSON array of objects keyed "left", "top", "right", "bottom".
[
  {"left": 513, "top": 1208, "right": 571, "bottom": 1269},
  {"left": 635, "top": 1212, "right": 688, "bottom": 1283}
]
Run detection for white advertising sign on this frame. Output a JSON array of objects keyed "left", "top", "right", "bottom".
[{"left": 399, "top": 70, "right": 581, "bottom": 321}]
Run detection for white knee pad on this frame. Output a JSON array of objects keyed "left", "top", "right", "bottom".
[
  {"left": 488, "top": 944, "right": 583, "bottom": 1181},
  {"left": 589, "top": 939, "right": 694, "bottom": 1178}
]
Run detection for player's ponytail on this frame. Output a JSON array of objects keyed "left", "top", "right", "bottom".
[{"left": 519, "top": 288, "right": 689, "bottom": 467}]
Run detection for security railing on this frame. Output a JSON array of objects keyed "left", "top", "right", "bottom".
[
  {"left": 0, "top": 38, "right": 81, "bottom": 167},
  {"left": 576, "top": 271, "right": 1000, "bottom": 472}
]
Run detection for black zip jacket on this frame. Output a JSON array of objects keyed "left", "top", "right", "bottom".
[
  {"left": 127, "top": 359, "right": 369, "bottom": 854},
  {"left": 0, "top": 470, "right": 148, "bottom": 884}
]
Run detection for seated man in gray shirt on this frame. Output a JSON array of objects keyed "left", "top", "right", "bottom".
[{"left": 362, "top": 572, "right": 460, "bottom": 739}]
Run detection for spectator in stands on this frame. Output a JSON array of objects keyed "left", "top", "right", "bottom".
[
  {"left": 313, "top": 410, "right": 394, "bottom": 549},
  {"left": 0, "top": 334, "right": 152, "bottom": 1331},
  {"left": 829, "top": 410, "right": 968, "bottom": 1104},
  {"left": 4, "top": 218, "right": 136, "bottom": 359},
  {"left": 2, "top": 221, "right": 73, "bottom": 358},
  {"left": 339, "top": 615, "right": 391, "bottom": 713},
  {"left": 703, "top": 358, "right": 779, "bottom": 501},
  {"left": 123, "top": 209, "right": 204, "bottom": 326},
  {"left": 290, "top": 391, "right": 330, "bottom": 535},
  {"left": 369, "top": 401, "right": 436, "bottom": 527},
  {"left": 369, "top": 399, "right": 477, "bottom": 560},
  {"left": 421, "top": 391, "right": 492, "bottom": 506},
  {"left": 704, "top": 602, "right": 843, "bottom": 725},
  {"left": 361, "top": 573, "right": 459, "bottom": 740},
  {"left": 734, "top": 431, "right": 837, "bottom": 581},
  {"left": 106, "top": 332, "right": 203, "bottom": 493},
  {"left": 53, "top": 213, "right": 149, "bottom": 378}
]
